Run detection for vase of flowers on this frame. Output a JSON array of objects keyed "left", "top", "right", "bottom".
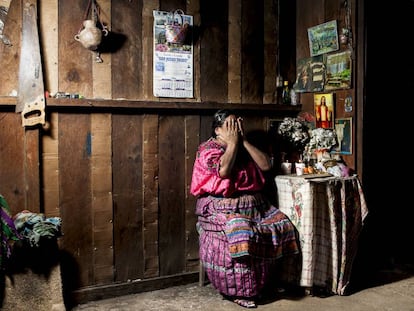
[
  {"left": 276, "top": 113, "right": 315, "bottom": 165},
  {"left": 277, "top": 116, "right": 311, "bottom": 151},
  {"left": 305, "top": 128, "right": 338, "bottom": 162}
]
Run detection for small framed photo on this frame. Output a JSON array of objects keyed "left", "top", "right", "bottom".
[
  {"left": 314, "top": 93, "right": 334, "bottom": 129},
  {"left": 324, "top": 50, "right": 352, "bottom": 91},
  {"left": 333, "top": 117, "right": 352, "bottom": 154},
  {"left": 308, "top": 20, "right": 339, "bottom": 57}
]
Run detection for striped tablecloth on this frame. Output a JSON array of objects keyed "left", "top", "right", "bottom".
[{"left": 275, "top": 174, "right": 368, "bottom": 295}]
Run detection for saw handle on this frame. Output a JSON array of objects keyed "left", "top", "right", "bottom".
[{"left": 21, "top": 95, "right": 47, "bottom": 128}]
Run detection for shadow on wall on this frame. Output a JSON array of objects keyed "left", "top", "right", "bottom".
[{"left": 0, "top": 237, "right": 80, "bottom": 310}]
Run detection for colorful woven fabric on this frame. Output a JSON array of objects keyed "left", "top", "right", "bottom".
[
  {"left": 14, "top": 210, "right": 62, "bottom": 247},
  {"left": 190, "top": 138, "right": 266, "bottom": 197},
  {"left": 196, "top": 193, "right": 300, "bottom": 298},
  {"left": 0, "top": 194, "right": 21, "bottom": 269}
]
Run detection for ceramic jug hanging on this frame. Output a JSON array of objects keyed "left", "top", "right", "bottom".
[{"left": 74, "top": 19, "right": 102, "bottom": 50}]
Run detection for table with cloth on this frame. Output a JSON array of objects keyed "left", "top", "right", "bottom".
[{"left": 275, "top": 174, "right": 368, "bottom": 295}]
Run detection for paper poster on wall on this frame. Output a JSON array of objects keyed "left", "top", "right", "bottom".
[{"left": 153, "top": 10, "right": 193, "bottom": 98}]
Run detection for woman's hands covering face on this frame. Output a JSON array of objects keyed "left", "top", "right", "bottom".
[{"left": 217, "top": 116, "right": 243, "bottom": 145}]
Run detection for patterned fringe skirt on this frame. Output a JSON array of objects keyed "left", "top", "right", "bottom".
[{"left": 196, "top": 193, "right": 299, "bottom": 298}]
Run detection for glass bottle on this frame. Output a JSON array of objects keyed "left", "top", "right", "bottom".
[
  {"left": 290, "top": 88, "right": 298, "bottom": 105},
  {"left": 282, "top": 80, "right": 291, "bottom": 104}
]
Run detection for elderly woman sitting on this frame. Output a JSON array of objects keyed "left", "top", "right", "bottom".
[{"left": 190, "top": 109, "right": 299, "bottom": 308}]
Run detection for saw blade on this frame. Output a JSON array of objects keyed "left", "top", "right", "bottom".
[{"left": 17, "top": 0, "right": 45, "bottom": 127}]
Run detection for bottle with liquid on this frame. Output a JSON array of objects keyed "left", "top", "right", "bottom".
[{"left": 282, "top": 81, "right": 291, "bottom": 104}]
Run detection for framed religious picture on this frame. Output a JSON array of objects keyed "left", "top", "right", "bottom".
[
  {"left": 293, "top": 56, "right": 325, "bottom": 93},
  {"left": 333, "top": 117, "right": 352, "bottom": 154},
  {"left": 307, "top": 20, "right": 339, "bottom": 57},
  {"left": 324, "top": 50, "right": 352, "bottom": 91},
  {"left": 314, "top": 93, "right": 334, "bottom": 129}
]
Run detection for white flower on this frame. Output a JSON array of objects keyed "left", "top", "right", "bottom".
[
  {"left": 307, "top": 128, "right": 337, "bottom": 151},
  {"left": 277, "top": 117, "right": 310, "bottom": 150}
]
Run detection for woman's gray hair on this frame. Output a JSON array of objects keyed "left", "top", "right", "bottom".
[{"left": 212, "top": 109, "right": 235, "bottom": 137}]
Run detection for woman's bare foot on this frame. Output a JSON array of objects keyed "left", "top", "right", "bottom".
[{"left": 233, "top": 299, "right": 257, "bottom": 308}]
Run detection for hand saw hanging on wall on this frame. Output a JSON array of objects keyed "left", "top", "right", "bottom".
[{"left": 17, "top": 0, "right": 46, "bottom": 128}]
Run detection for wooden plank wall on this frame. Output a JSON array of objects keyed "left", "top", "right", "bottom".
[
  {"left": 295, "top": 0, "right": 357, "bottom": 168},
  {"left": 112, "top": 114, "right": 144, "bottom": 281},
  {"left": 0, "top": 0, "right": 41, "bottom": 213},
  {"left": 0, "top": 0, "right": 19, "bottom": 96},
  {"left": 0, "top": 0, "right": 359, "bottom": 305}
]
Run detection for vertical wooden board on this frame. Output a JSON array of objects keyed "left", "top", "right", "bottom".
[
  {"left": 92, "top": 220, "right": 114, "bottom": 283},
  {"left": 91, "top": 113, "right": 113, "bottom": 284},
  {"left": 93, "top": 260, "right": 114, "bottom": 284},
  {"left": 141, "top": 1, "right": 157, "bottom": 100},
  {"left": 111, "top": 0, "right": 142, "bottom": 99},
  {"left": 0, "top": 0, "right": 20, "bottom": 96},
  {"left": 324, "top": 0, "right": 341, "bottom": 23},
  {"left": 156, "top": 0, "right": 196, "bottom": 103},
  {"left": 40, "top": 0, "right": 58, "bottom": 94},
  {"left": 278, "top": 0, "right": 296, "bottom": 83},
  {"left": 295, "top": 0, "right": 321, "bottom": 61},
  {"left": 58, "top": 113, "right": 93, "bottom": 288},
  {"left": 200, "top": 114, "right": 212, "bottom": 143},
  {"left": 24, "top": 128, "right": 41, "bottom": 212},
  {"left": 336, "top": 86, "right": 355, "bottom": 168},
  {"left": 199, "top": 0, "right": 228, "bottom": 102},
  {"left": 335, "top": 89, "right": 348, "bottom": 119},
  {"left": 238, "top": 114, "right": 270, "bottom": 154},
  {"left": 92, "top": 0, "right": 111, "bottom": 99},
  {"left": 187, "top": 0, "right": 201, "bottom": 101},
  {"left": 112, "top": 114, "right": 143, "bottom": 282},
  {"left": 0, "top": 112, "right": 25, "bottom": 214},
  {"left": 0, "top": 116, "right": 40, "bottom": 214},
  {"left": 184, "top": 115, "right": 199, "bottom": 269},
  {"left": 160, "top": 0, "right": 187, "bottom": 12},
  {"left": 40, "top": 0, "right": 59, "bottom": 217},
  {"left": 300, "top": 93, "right": 314, "bottom": 113},
  {"left": 142, "top": 114, "right": 159, "bottom": 278},
  {"left": 241, "top": 0, "right": 264, "bottom": 104},
  {"left": 58, "top": 0, "right": 93, "bottom": 96},
  {"left": 42, "top": 112, "right": 60, "bottom": 218},
  {"left": 263, "top": 0, "right": 277, "bottom": 104},
  {"left": 228, "top": 0, "right": 242, "bottom": 103},
  {"left": 158, "top": 115, "right": 186, "bottom": 275}
]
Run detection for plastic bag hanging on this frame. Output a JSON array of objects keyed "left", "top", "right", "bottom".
[{"left": 165, "top": 9, "right": 189, "bottom": 45}]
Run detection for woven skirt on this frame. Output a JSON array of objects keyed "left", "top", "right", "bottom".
[{"left": 196, "top": 193, "right": 299, "bottom": 298}]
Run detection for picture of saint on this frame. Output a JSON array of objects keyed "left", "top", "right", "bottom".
[{"left": 314, "top": 93, "right": 334, "bottom": 129}]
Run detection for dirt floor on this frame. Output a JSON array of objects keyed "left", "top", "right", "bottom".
[{"left": 72, "top": 264, "right": 414, "bottom": 311}]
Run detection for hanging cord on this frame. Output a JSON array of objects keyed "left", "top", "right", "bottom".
[
  {"left": 91, "top": 0, "right": 108, "bottom": 62},
  {"left": 78, "top": 0, "right": 93, "bottom": 34},
  {"left": 75, "top": 0, "right": 108, "bottom": 62},
  {"left": 342, "top": 0, "right": 353, "bottom": 57},
  {"left": 77, "top": 0, "right": 108, "bottom": 35},
  {"left": 93, "top": 1, "right": 109, "bottom": 35}
]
